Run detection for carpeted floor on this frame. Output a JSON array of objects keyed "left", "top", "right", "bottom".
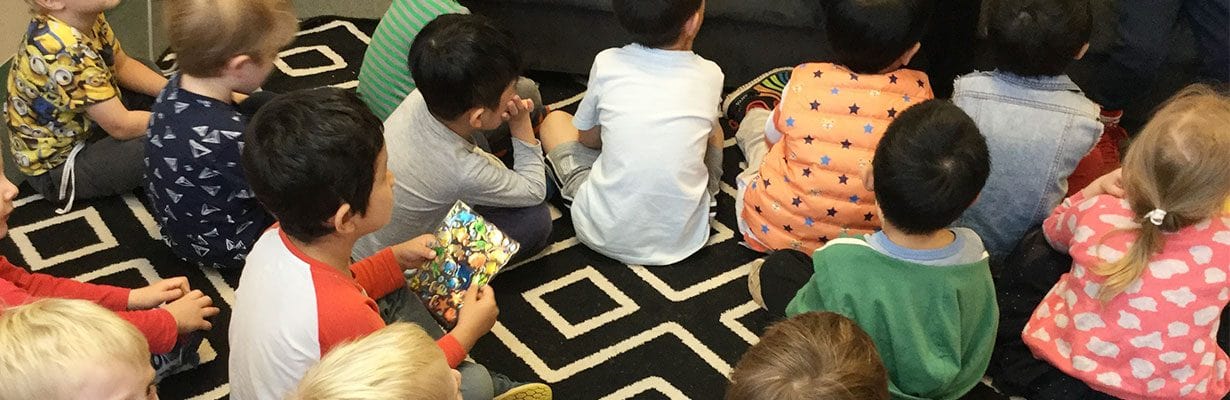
[{"left": 0, "top": 16, "right": 1012, "bottom": 400}]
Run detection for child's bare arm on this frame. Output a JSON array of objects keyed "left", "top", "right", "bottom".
[
  {"left": 579, "top": 126, "right": 603, "bottom": 149},
  {"left": 113, "top": 47, "right": 168, "bottom": 97},
  {"left": 85, "top": 98, "right": 151, "bottom": 140}
]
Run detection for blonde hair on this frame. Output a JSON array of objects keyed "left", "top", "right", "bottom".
[
  {"left": 288, "top": 323, "right": 457, "bottom": 400},
  {"left": 727, "top": 312, "right": 890, "bottom": 400},
  {"left": 164, "top": 0, "right": 298, "bottom": 77},
  {"left": 1095, "top": 84, "right": 1230, "bottom": 300},
  {"left": 0, "top": 299, "right": 151, "bottom": 400}
]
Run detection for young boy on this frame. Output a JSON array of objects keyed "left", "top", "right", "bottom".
[
  {"left": 952, "top": 0, "right": 1103, "bottom": 265},
  {"left": 0, "top": 299, "right": 158, "bottom": 400},
  {"left": 538, "top": 0, "right": 725, "bottom": 265},
  {"left": 748, "top": 100, "right": 998, "bottom": 400},
  {"left": 230, "top": 88, "right": 550, "bottom": 400},
  {"left": 724, "top": 0, "right": 934, "bottom": 254},
  {"left": 352, "top": 14, "right": 552, "bottom": 264},
  {"left": 143, "top": 0, "right": 297, "bottom": 269},
  {"left": 289, "top": 323, "right": 464, "bottom": 400},
  {"left": 0, "top": 160, "right": 219, "bottom": 379},
  {"left": 6, "top": 0, "right": 169, "bottom": 212},
  {"left": 726, "top": 312, "right": 889, "bottom": 400},
  {"left": 358, "top": 0, "right": 468, "bottom": 121}
]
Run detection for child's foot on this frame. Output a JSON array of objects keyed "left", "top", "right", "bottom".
[
  {"left": 747, "top": 258, "right": 767, "bottom": 310},
  {"left": 151, "top": 333, "right": 203, "bottom": 382},
  {"left": 494, "top": 383, "right": 552, "bottom": 400},
  {"left": 722, "top": 67, "right": 793, "bottom": 127}
]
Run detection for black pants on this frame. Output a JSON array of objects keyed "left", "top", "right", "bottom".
[
  {"left": 754, "top": 249, "right": 815, "bottom": 319},
  {"left": 1090, "top": 0, "right": 1230, "bottom": 110}
]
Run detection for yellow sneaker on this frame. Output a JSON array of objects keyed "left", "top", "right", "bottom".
[{"left": 494, "top": 383, "right": 552, "bottom": 400}]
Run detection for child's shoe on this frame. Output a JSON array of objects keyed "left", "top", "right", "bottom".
[
  {"left": 747, "top": 258, "right": 767, "bottom": 310},
  {"left": 494, "top": 383, "right": 552, "bottom": 400},
  {"left": 722, "top": 67, "right": 792, "bottom": 128},
  {"left": 1067, "top": 109, "right": 1128, "bottom": 195}
]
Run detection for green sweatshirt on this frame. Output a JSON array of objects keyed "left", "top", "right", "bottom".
[{"left": 786, "top": 238, "right": 998, "bottom": 400}]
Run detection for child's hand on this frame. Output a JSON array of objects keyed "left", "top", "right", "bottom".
[
  {"left": 1080, "top": 168, "right": 1126, "bottom": 199},
  {"left": 392, "top": 234, "right": 438, "bottom": 270},
  {"left": 161, "top": 290, "right": 220, "bottom": 333},
  {"left": 452, "top": 285, "right": 499, "bottom": 350},
  {"left": 503, "top": 96, "right": 536, "bottom": 142},
  {"left": 128, "top": 277, "right": 191, "bottom": 310}
]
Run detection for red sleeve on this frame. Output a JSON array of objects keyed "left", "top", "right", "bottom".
[
  {"left": 1044, "top": 191, "right": 1091, "bottom": 252},
  {"left": 436, "top": 334, "right": 467, "bottom": 368},
  {"left": 350, "top": 248, "right": 405, "bottom": 300},
  {"left": 115, "top": 309, "right": 179, "bottom": 354},
  {"left": 0, "top": 257, "right": 131, "bottom": 310},
  {"left": 314, "top": 268, "right": 389, "bottom": 355}
]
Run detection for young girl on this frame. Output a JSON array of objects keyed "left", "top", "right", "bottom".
[{"left": 1000, "top": 84, "right": 1230, "bottom": 399}]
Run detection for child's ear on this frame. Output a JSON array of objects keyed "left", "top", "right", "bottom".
[
  {"left": 224, "top": 55, "right": 256, "bottom": 76},
  {"left": 1074, "top": 43, "right": 1090, "bottom": 60},
  {"left": 465, "top": 108, "right": 487, "bottom": 130},
  {"left": 683, "top": 8, "right": 704, "bottom": 38},
  {"left": 897, "top": 42, "right": 922, "bottom": 68},
  {"left": 861, "top": 163, "right": 875, "bottom": 192},
  {"left": 330, "top": 203, "right": 357, "bottom": 235}
]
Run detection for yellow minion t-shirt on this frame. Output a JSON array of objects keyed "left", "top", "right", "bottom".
[{"left": 4, "top": 14, "right": 121, "bottom": 176}]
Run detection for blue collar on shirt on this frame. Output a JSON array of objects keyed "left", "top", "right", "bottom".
[
  {"left": 867, "top": 230, "right": 965, "bottom": 263},
  {"left": 993, "top": 70, "right": 1083, "bottom": 93}
]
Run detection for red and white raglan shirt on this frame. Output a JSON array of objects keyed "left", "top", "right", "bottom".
[
  {"left": 1024, "top": 192, "right": 1230, "bottom": 399},
  {"left": 228, "top": 226, "right": 466, "bottom": 400},
  {"left": 0, "top": 257, "right": 178, "bottom": 354}
]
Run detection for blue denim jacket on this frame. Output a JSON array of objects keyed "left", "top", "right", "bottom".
[{"left": 953, "top": 71, "right": 1103, "bottom": 264}]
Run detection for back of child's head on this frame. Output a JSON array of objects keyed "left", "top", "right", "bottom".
[
  {"left": 242, "top": 87, "right": 385, "bottom": 243},
  {"left": 873, "top": 99, "right": 989, "bottom": 235},
  {"left": 288, "top": 323, "right": 457, "bottom": 400},
  {"left": 408, "top": 14, "right": 522, "bottom": 121},
  {"left": 611, "top": 0, "right": 704, "bottom": 48},
  {"left": 823, "top": 0, "right": 930, "bottom": 74},
  {"left": 0, "top": 298, "right": 152, "bottom": 400},
  {"left": 1094, "top": 84, "right": 1230, "bottom": 300},
  {"left": 987, "top": 0, "right": 1091, "bottom": 77},
  {"left": 727, "top": 312, "right": 889, "bottom": 400},
  {"left": 165, "top": 0, "right": 298, "bottom": 77}
]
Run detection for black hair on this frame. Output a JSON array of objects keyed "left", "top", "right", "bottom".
[
  {"left": 408, "top": 14, "right": 523, "bottom": 121},
  {"left": 988, "top": 0, "right": 1091, "bottom": 76},
  {"left": 823, "top": 0, "right": 931, "bottom": 74},
  {"left": 242, "top": 88, "right": 385, "bottom": 243},
  {"left": 612, "top": 0, "right": 704, "bottom": 48},
  {"left": 873, "top": 100, "right": 989, "bottom": 234}
]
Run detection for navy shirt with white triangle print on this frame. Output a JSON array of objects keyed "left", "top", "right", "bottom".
[{"left": 143, "top": 74, "right": 272, "bottom": 269}]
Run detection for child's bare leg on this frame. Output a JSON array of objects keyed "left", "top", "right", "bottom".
[{"left": 539, "top": 110, "right": 581, "bottom": 154}]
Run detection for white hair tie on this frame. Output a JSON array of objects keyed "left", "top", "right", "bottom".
[{"left": 1144, "top": 209, "right": 1167, "bottom": 226}]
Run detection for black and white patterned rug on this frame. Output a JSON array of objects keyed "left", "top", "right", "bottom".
[{"left": 2, "top": 16, "right": 1009, "bottom": 399}]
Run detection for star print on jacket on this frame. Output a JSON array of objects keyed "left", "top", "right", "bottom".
[
  {"left": 740, "top": 62, "right": 933, "bottom": 254},
  {"left": 143, "top": 74, "right": 273, "bottom": 269}
]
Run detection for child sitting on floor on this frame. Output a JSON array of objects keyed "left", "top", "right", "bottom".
[
  {"left": 952, "top": 0, "right": 1103, "bottom": 265},
  {"left": 7, "top": 0, "right": 169, "bottom": 212},
  {"left": 749, "top": 100, "right": 997, "bottom": 399},
  {"left": 352, "top": 14, "right": 551, "bottom": 264},
  {"left": 995, "top": 85, "right": 1230, "bottom": 399},
  {"left": 289, "top": 323, "right": 464, "bottom": 400},
  {"left": 229, "top": 88, "right": 549, "bottom": 400},
  {"left": 538, "top": 0, "right": 725, "bottom": 265},
  {"left": 0, "top": 160, "right": 218, "bottom": 380},
  {"left": 724, "top": 0, "right": 934, "bottom": 254},
  {"left": 0, "top": 299, "right": 159, "bottom": 400},
  {"left": 358, "top": 0, "right": 468, "bottom": 121},
  {"left": 726, "top": 311, "right": 889, "bottom": 400},
  {"left": 144, "top": 0, "right": 297, "bottom": 269}
]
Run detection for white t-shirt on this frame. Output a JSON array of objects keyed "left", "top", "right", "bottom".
[{"left": 571, "top": 44, "right": 724, "bottom": 265}]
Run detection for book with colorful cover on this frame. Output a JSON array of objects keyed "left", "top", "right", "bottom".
[{"left": 407, "top": 201, "right": 520, "bottom": 328}]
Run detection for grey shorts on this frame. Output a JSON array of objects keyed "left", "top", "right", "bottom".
[{"left": 545, "top": 141, "right": 600, "bottom": 201}]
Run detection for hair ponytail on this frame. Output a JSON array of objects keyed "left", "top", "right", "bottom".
[{"left": 1091, "top": 84, "right": 1230, "bottom": 301}]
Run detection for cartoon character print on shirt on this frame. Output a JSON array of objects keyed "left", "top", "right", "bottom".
[{"left": 4, "top": 14, "right": 121, "bottom": 175}]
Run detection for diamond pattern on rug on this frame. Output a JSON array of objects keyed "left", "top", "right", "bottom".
[{"left": 0, "top": 15, "right": 1010, "bottom": 400}]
